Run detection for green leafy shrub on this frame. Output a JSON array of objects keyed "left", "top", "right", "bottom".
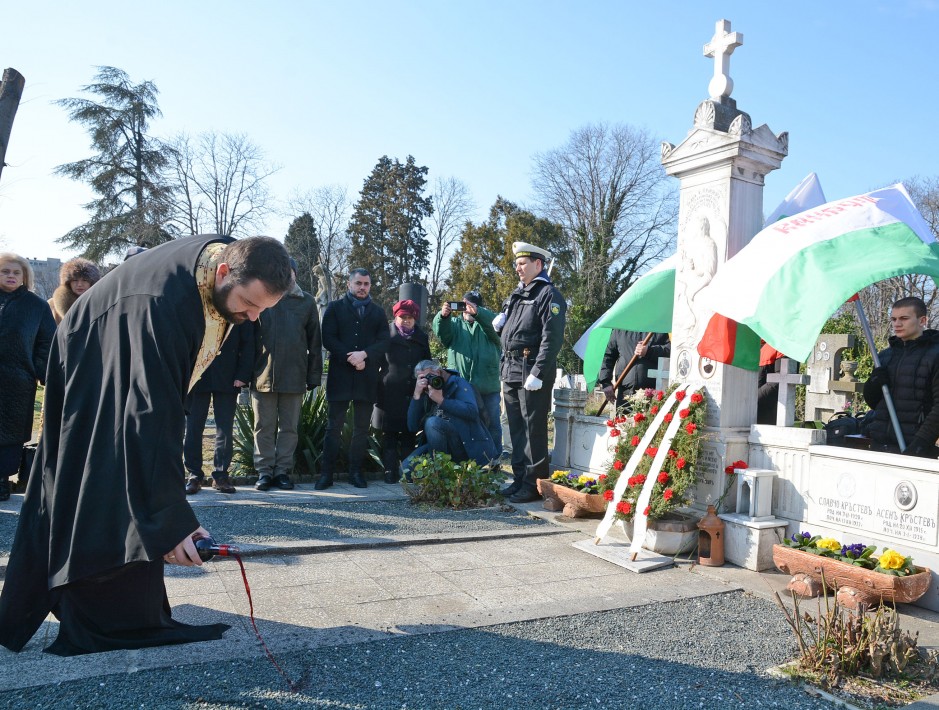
[
  {"left": 403, "top": 453, "right": 502, "bottom": 508},
  {"left": 231, "top": 388, "right": 382, "bottom": 476}
]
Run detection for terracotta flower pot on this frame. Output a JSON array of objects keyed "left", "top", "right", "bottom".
[
  {"left": 537, "top": 478, "right": 607, "bottom": 519},
  {"left": 772, "top": 544, "right": 931, "bottom": 610}
]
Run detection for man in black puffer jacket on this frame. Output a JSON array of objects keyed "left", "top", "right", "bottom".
[{"left": 864, "top": 296, "right": 939, "bottom": 457}]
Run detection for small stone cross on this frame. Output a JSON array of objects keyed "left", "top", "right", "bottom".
[
  {"left": 767, "top": 358, "right": 810, "bottom": 427},
  {"left": 703, "top": 19, "right": 743, "bottom": 100},
  {"left": 650, "top": 357, "right": 670, "bottom": 392}
]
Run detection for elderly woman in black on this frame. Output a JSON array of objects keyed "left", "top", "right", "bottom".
[{"left": 0, "top": 253, "right": 56, "bottom": 500}]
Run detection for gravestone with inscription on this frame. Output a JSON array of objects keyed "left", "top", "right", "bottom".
[
  {"left": 804, "top": 333, "right": 856, "bottom": 423},
  {"left": 661, "top": 18, "right": 788, "bottom": 510}
]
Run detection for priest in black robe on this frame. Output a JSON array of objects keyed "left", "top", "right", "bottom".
[{"left": 0, "top": 235, "right": 292, "bottom": 656}]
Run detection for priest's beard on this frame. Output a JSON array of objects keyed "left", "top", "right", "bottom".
[{"left": 212, "top": 281, "right": 247, "bottom": 324}]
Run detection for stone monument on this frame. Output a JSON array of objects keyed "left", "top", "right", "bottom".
[{"left": 661, "top": 19, "right": 789, "bottom": 509}]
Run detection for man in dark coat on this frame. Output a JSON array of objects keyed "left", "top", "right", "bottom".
[
  {"left": 250, "top": 263, "right": 322, "bottom": 491},
  {"left": 183, "top": 320, "right": 256, "bottom": 495},
  {"left": 598, "top": 330, "right": 671, "bottom": 411},
  {"left": 0, "top": 235, "right": 293, "bottom": 656},
  {"left": 495, "top": 241, "right": 566, "bottom": 504},
  {"left": 315, "top": 268, "right": 390, "bottom": 489},
  {"left": 864, "top": 296, "right": 939, "bottom": 457},
  {"left": 373, "top": 299, "right": 432, "bottom": 482}
]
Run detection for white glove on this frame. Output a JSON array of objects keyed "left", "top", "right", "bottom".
[
  {"left": 492, "top": 312, "right": 507, "bottom": 332},
  {"left": 524, "top": 374, "right": 543, "bottom": 391}
]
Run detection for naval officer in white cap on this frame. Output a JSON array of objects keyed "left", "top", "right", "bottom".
[{"left": 493, "top": 241, "right": 566, "bottom": 503}]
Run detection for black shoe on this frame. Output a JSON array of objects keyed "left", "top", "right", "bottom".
[
  {"left": 0, "top": 478, "right": 9, "bottom": 502},
  {"left": 314, "top": 474, "right": 333, "bottom": 490},
  {"left": 500, "top": 481, "right": 522, "bottom": 497},
  {"left": 384, "top": 470, "right": 400, "bottom": 484},
  {"left": 212, "top": 474, "right": 236, "bottom": 494},
  {"left": 273, "top": 474, "right": 294, "bottom": 490},
  {"left": 351, "top": 472, "right": 367, "bottom": 489},
  {"left": 509, "top": 487, "right": 541, "bottom": 504},
  {"left": 255, "top": 475, "right": 273, "bottom": 491},
  {"left": 185, "top": 476, "right": 203, "bottom": 495}
]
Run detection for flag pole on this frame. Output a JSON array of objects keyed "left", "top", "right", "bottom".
[
  {"left": 853, "top": 299, "right": 906, "bottom": 451},
  {"left": 596, "top": 332, "right": 655, "bottom": 417}
]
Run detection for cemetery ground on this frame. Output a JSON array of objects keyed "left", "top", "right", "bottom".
[{"left": 3, "top": 481, "right": 939, "bottom": 708}]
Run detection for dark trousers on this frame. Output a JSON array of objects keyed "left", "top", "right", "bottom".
[
  {"left": 382, "top": 430, "right": 416, "bottom": 476},
  {"left": 401, "top": 416, "right": 470, "bottom": 476},
  {"left": 503, "top": 380, "right": 553, "bottom": 491},
  {"left": 320, "top": 399, "right": 373, "bottom": 476},
  {"left": 183, "top": 391, "right": 237, "bottom": 479}
]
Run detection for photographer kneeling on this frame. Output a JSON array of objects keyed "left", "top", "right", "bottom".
[{"left": 401, "top": 359, "right": 498, "bottom": 479}]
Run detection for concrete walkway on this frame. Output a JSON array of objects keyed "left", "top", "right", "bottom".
[{"left": 2, "top": 481, "right": 939, "bottom": 703}]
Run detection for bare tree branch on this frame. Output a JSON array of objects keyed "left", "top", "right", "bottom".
[{"left": 425, "top": 176, "right": 475, "bottom": 298}]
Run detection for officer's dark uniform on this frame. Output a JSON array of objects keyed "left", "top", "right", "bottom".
[{"left": 500, "top": 271, "right": 566, "bottom": 499}]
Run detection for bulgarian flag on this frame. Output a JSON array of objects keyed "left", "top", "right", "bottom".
[
  {"left": 697, "top": 173, "right": 827, "bottom": 370},
  {"left": 699, "top": 183, "right": 939, "bottom": 363},
  {"left": 576, "top": 255, "right": 676, "bottom": 389}
]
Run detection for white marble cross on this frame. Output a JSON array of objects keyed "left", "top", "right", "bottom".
[
  {"left": 703, "top": 19, "right": 743, "bottom": 100},
  {"left": 649, "top": 357, "right": 670, "bottom": 391},
  {"left": 767, "top": 358, "right": 810, "bottom": 427}
]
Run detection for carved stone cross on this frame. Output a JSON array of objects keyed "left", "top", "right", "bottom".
[
  {"left": 703, "top": 19, "right": 743, "bottom": 100},
  {"left": 767, "top": 358, "right": 810, "bottom": 427},
  {"left": 649, "top": 357, "right": 670, "bottom": 392}
]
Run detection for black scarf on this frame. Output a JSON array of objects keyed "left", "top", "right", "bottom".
[{"left": 346, "top": 291, "right": 372, "bottom": 319}]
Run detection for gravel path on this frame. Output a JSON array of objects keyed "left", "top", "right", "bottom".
[
  {"left": 194, "top": 499, "right": 547, "bottom": 544},
  {"left": 0, "top": 591, "right": 837, "bottom": 709}
]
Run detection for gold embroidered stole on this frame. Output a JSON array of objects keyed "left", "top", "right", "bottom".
[{"left": 189, "top": 242, "right": 231, "bottom": 393}]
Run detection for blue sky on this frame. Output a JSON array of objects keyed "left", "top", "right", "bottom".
[{"left": 2, "top": 1, "right": 938, "bottom": 262}]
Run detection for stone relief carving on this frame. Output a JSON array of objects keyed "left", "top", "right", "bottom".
[
  {"left": 777, "top": 131, "right": 789, "bottom": 153},
  {"left": 661, "top": 141, "right": 675, "bottom": 160},
  {"left": 728, "top": 112, "right": 752, "bottom": 136},
  {"left": 693, "top": 100, "right": 716, "bottom": 128},
  {"left": 677, "top": 215, "right": 719, "bottom": 346}
]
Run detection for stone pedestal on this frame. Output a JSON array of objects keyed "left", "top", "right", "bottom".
[
  {"left": 552, "top": 388, "right": 589, "bottom": 470},
  {"left": 719, "top": 513, "right": 788, "bottom": 570},
  {"left": 804, "top": 333, "right": 856, "bottom": 423},
  {"left": 735, "top": 468, "right": 776, "bottom": 521}
]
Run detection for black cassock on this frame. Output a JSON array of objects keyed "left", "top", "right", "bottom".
[{"left": 0, "top": 235, "right": 233, "bottom": 655}]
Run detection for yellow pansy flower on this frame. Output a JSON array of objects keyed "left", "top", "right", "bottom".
[
  {"left": 879, "top": 549, "right": 906, "bottom": 570},
  {"left": 816, "top": 538, "right": 841, "bottom": 552}
]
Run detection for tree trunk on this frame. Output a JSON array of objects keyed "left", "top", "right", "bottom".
[{"left": 0, "top": 68, "right": 25, "bottom": 184}]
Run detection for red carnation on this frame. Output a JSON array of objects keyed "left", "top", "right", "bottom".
[
  {"left": 643, "top": 505, "right": 651, "bottom": 516},
  {"left": 616, "top": 415, "right": 627, "bottom": 424},
  {"left": 635, "top": 474, "right": 647, "bottom": 485},
  {"left": 617, "top": 501, "right": 632, "bottom": 515},
  {"left": 650, "top": 405, "right": 659, "bottom": 415},
  {"left": 630, "top": 435, "right": 640, "bottom": 447},
  {"left": 645, "top": 447, "right": 658, "bottom": 458},
  {"left": 675, "top": 390, "right": 686, "bottom": 401},
  {"left": 634, "top": 412, "right": 646, "bottom": 423},
  {"left": 685, "top": 423, "right": 697, "bottom": 434},
  {"left": 664, "top": 413, "right": 673, "bottom": 423},
  {"left": 663, "top": 488, "right": 674, "bottom": 501},
  {"left": 610, "top": 428, "right": 621, "bottom": 437},
  {"left": 612, "top": 460, "right": 624, "bottom": 471},
  {"left": 655, "top": 391, "right": 664, "bottom": 401},
  {"left": 679, "top": 408, "right": 690, "bottom": 419},
  {"left": 606, "top": 419, "right": 614, "bottom": 427},
  {"left": 657, "top": 471, "right": 669, "bottom": 484},
  {"left": 599, "top": 473, "right": 608, "bottom": 480},
  {"left": 732, "top": 459, "right": 748, "bottom": 469},
  {"left": 676, "top": 457, "right": 686, "bottom": 469},
  {"left": 603, "top": 490, "right": 614, "bottom": 501},
  {"left": 724, "top": 465, "right": 736, "bottom": 475},
  {"left": 667, "top": 449, "right": 677, "bottom": 458},
  {"left": 691, "top": 392, "right": 703, "bottom": 404}
]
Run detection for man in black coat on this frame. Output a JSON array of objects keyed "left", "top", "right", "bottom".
[
  {"left": 183, "top": 320, "right": 255, "bottom": 495},
  {"left": 316, "top": 268, "right": 390, "bottom": 489},
  {"left": 0, "top": 235, "right": 293, "bottom": 656},
  {"left": 864, "top": 296, "right": 939, "bottom": 457},
  {"left": 495, "top": 241, "right": 566, "bottom": 504},
  {"left": 598, "top": 330, "right": 671, "bottom": 411}
]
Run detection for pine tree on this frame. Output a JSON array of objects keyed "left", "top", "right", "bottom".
[
  {"left": 55, "top": 66, "right": 175, "bottom": 261},
  {"left": 347, "top": 155, "right": 433, "bottom": 309},
  {"left": 284, "top": 212, "right": 320, "bottom": 294}
]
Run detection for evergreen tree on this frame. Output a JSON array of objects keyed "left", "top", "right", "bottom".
[
  {"left": 347, "top": 155, "right": 433, "bottom": 309},
  {"left": 55, "top": 66, "right": 175, "bottom": 261},
  {"left": 284, "top": 212, "right": 321, "bottom": 294}
]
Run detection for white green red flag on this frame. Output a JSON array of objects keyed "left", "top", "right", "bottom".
[{"left": 699, "top": 183, "right": 939, "bottom": 363}]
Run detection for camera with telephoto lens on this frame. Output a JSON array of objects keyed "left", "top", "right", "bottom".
[
  {"left": 447, "top": 300, "right": 466, "bottom": 313},
  {"left": 427, "top": 374, "right": 445, "bottom": 390}
]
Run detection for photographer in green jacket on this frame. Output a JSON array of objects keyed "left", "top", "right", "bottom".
[{"left": 432, "top": 291, "right": 503, "bottom": 452}]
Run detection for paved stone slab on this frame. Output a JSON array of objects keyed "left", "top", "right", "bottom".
[{"left": 573, "top": 538, "right": 675, "bottom": 572}]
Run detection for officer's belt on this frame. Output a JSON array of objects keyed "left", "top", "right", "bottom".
[{"left": 505, "top": 348, "right": 535, "bottom": 358}]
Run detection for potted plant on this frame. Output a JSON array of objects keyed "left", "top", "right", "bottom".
[
  {"left": 773, "top": 532, "right": 931, "bottom": 610},
  {"left": 537, "top": 470, "right": 608, "bottom": 518}
]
